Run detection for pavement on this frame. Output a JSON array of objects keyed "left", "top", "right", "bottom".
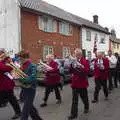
[{"left": 1, "top": 78, "right": 120, "bottom": 120}]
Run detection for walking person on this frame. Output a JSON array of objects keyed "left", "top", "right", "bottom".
[
  {"left": 107, "top": 50, "right": 117, "bottom": 90},
  {"left": 114, "top": 53, "right": 120, "bottom": 87},
  {"left": 40, "top": 54, "right": 62, "bottom": 107},
  {"left": 68, "top": 48, "right": 89, "bottom": 120},
  {"left": 92, "top": 52, "right": 109, "bottom": 103},
  {"left": 17, "top": 50, "right": 43, "bottom": 120},
  {"left": 0, "top": 48, "right": 21, "bottom": 119}
]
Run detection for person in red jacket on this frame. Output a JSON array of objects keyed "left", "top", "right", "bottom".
[
  {"left": 68, "top": 48, "right": 89, "bottom": 120},
  {"left": 92, "top": 52, "right": 109, "bottom": 103},
  {"left": 0, "top": 49, "right": 21, "bottom": 119},
  {"left": 40, "top": 54, "right": 62, "bottom": 107}
]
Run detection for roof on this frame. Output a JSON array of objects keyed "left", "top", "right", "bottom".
[
  {"left": 111, "top": 39, "right": 120, "bottom": 44},
  {"left": 19, "top": 0, "right": 109, "bottom": 34}
]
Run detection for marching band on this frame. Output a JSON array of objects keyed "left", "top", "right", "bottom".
[{"left": 0, "top": 48, "right": 120, "bottom": 120}]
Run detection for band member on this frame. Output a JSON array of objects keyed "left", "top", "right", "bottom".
[
  {"left": 17, "top": 50, "right": 43, "bottom": 120},
  {"left": 68, "top": 48, "right": 89, "bottom": 120},
  {"left": 40, "top": 54, "right": 62, "bottom": 107},
  {"left": 92, "top": 52, "right": 109, "bottom": 103},
  {"left": 107, "top": 50, "right": 117, "bottom": 90},
  {"left": 114, "top": 53, "right": 120, "bottom": 86},
  {"left": 0, "top": 48, "right": 21, "bottom": 119}
]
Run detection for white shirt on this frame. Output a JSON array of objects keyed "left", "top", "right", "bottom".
[{"left": 107, "top": 55, "right": 117, "bottom": 68}]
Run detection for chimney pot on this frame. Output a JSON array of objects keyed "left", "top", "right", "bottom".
[{"left": 93, "top": 15, "right": 98, "bottom": 24}]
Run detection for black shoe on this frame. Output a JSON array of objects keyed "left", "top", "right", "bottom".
[
  {"left": 84, "top": 109, "right": 89, "bottom": 114},
  {"left": 40, "top": 103, "right": 47, "bottom": 107},
  {"left": 11, "top": 113, "right": 21, "bottom": 120},
  {"left": 68, "top": 115, "right": 77, "bottom": 120},
  {"left": 56, "top": 100, "right": 62, "bottom": 104},
  {"left": 92, "top": 100, "right": 98, "bottom": 103}
]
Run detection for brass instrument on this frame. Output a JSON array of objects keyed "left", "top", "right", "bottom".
[
  {"left": 9, "top": 62, "right": 28, "bottom": 78},
  {"left": 38, "top": 59, "right": 53, "bottom": 72},
  {"left": 0, "top": 50, "right": 28, "bottom": 79},
  {"left": 0, "top": 50, "right": 13, "bottom": 58}
]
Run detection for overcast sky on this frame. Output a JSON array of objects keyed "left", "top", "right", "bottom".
[{"left": 43, "top": 0, "right": 120, "bottom": 38}]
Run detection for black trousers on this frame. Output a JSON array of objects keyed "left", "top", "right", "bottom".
[
  {"left": 118, "top": 71, "right": 120, "bottom": 83},
  {"left": 0, "top": 90, "right": 21, "bottom": 114},
  {"left": 115, "top": 70, "right": 120, "bottom": 85},
  {"left": 94, "top": 79, "right": 108, "bottom": 101},
  {"left": 43, "top": 85, "right": 61, "bottom": 102},
  {"left": 108, "top": 68, "right": 116, "bottom": 90},
  {"left": 70, "top": 88, "right": 89, "bottom": 117},
  {"left": 21, "top": 88, "right": 43, "bottom": 120}
]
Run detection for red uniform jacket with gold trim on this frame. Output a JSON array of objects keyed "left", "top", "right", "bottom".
[
  {"left": 0, "top": 61, "right": 14, "bottom": 91},
  {"left": 45, "top": 60, "right": 60, "bottom": 85},
  {"left": 70, "top": 57, "right": 89, "bottom": 88},
  {"left": 94, "top": 57, "right": 109, "bottom": 80}
]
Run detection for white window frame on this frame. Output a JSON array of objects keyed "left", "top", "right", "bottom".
[
  {"left": 100, "top": 34, "right": 105, "bottom": 44},
  {"left": 38, "top": 16, "right": 57, "bottom": 33},
  {"left": 43, "top": 46, "right": 54, "bottom": 61},
  {"left": 62, "top": 47, "right": 70, "bottom": 59},
  {"left": 59, "top": 22, "right": 72, "bottom": 35},
  {"left": 87, "top": 51, "right": 92, "bottom": 60},
  {"left": 86, "top": 30, "right": 91, "bottom": 41}
]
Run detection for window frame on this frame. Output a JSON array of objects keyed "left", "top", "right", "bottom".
[
  {"left": 86, "top": 30, "right": 91, "bottom": 41},
  {"left": 38, "top": 16, "right": 57, "bottom": 33},
  {"left": 62, "top": 47, "right": 70, "bottom": 59},
  {"left": 59, "top": 21, "right": 72, "bottom": 36},
  {"left": 43, "top": 45, "right": 54, "bottom": 61},
  {"left": 100, "top": 34, "right": 105, "bottom": 44}
]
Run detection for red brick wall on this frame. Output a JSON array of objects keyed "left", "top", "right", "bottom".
[{"left": 21, "top": 9, "right": 81, "bottom": 62}]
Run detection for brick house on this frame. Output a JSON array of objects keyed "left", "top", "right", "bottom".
[{"left": 0, "top": 0, "right": 110, "bottom": 62}]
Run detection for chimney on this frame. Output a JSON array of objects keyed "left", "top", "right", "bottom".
[{"left": 93, "top": 15, "right": 98, "bottom": 24}]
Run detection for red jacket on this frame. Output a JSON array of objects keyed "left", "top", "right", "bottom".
[
  {"left": 45, "top": 60, "right": 60, "bottom": 85},
  {"left": 70, "top": 58, "right": 89, "bottom": 88},
  {"left": 94, "top": 57, "right": 109, "bottom": 80},
  {"left": 0, "top": 61, "right": 14, "bottom": 91}
]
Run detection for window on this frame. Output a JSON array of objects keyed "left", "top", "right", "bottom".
[
  {"left": 94, "top": 34, "right": 98, "bottom": 42},
  {"left": 117, "top": 44, "right": 119, "bottom": 49},
  {"left": 62, "top": 47, "right": 70, "bottom": 58},
  {"left": 86, "top": 30, "right": 91, "bottom": 41},
  {"left": 87, "top": 51, "right": 92, "bottom": 60},
  {"left": 59, "top": 22, "right": 72, "bottom": 35},
  {"left": 38, "top": 16, "right": 57, "bottom": 32},
  {"left": 43, "top": 46, "right": 54, "bottom": 60},
  {"left": 113, "top": 43, "right": 116, "bottom": 48},
  {"left": 100, "top": 34, "right": 105, "bottom": 44}
]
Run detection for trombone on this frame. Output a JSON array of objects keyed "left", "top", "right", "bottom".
[{"left": 38, "top": 59, "right": 53, "bottom": 72}]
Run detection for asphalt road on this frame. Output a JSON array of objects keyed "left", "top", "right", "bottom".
[{"left": 1, "top": 78, "right": 120, "bottom": 120}]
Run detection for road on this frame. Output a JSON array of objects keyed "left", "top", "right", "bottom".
[{"left": 0, "top": 78, "right": 120, "bottom": 120}]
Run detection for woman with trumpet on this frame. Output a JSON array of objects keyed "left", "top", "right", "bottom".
[
  {"left": 16, "top": 50, "right": 43, "bottom": 120},
  {"left": 0, "top": 48, "right": 21, "bottom": 120}
]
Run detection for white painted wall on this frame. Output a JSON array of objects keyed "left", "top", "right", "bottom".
[
  {"left": 0, "top": 0, "right": 21, "bottom": 56},
  {"left": 82, "top": 27, "right": 109, "bottom": 59}
]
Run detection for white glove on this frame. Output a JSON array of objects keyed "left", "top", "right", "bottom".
[{"left": 99, "top": 64, "right": 104, "bottom": 70}]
